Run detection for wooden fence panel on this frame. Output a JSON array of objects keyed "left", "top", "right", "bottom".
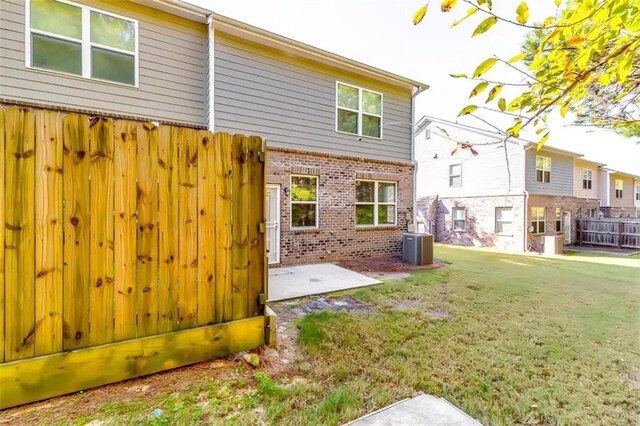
[
  {"left": 4, "top": 108, "right": 36, "bottom": 361},
  {"left": 89, "top": 117, "right": 114, "bottom": 346},
  {"left": 232, "top": 135, "right": 250, "bottom": 320},
  {"left": 578, "top": 219, "right": 640, "bottom": 249},
  {"left": 197, "top": 130, "right": 216, "bottom": 326},
  {"left": 137, "top": 123, "right": 159, "bottom": 337},
  {"left": 215, "top": 133, "right": 233, "bottom": 323},
  {"left": 114, "top": 121, "right": 137, "bottom": 342},
  {"left": 35, "top": 110, "right": 63, "bottom": 356},
  {"left": 248, "top": 136, "right": 265, "bottom": 317},
  {"left": 178, "top": 128, "right": 198, "bottom": 329},
  {"left": 158, "top": 126, "right": 179, "bottom": 332},
  {"left": 0, "top": 108, "right": 4, "bottom": 363}
]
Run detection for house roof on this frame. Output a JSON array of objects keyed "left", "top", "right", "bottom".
[{"left": 132, "top": 1, "right": 429, "bottom": 91}]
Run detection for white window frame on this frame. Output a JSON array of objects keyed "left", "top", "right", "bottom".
[
  {"left": 582, "top": 169, "right": 592, "bottom": 189},
  {"left": 25, "top": 0, "right": 139, "bottom": 87},
  {"left": 449, "top": 163, "right": 462, "bottom": 187},
  {"left": 555, "top": 207, "right": 562, "bottom": 233},
  {"left": 335, "top": 81, "right": 383, "bottom": 140},
  {"left": 495, "top": 207, "right": 513, "bottom": 236},
  {"left": 452, "top": 207, "right": 466, "bottom": 232},
  {"left": 587, "top": 208, "right": 597, "bottom": 219},
  {"left": 290, "top": 175, "right": 319, "bottom": 230},
  {"left": 355, "top": 180, "right": 397, "bottom": 227},
  {"left": 615, "top": 179, "right": 623, "bottom": 199},
  {"left": 536, "top": 156, "right": 551, "bottom": 183},
  {"left": 635, "top": 184, "right": 640, "bottom": 201},
  {"left": 531, "top": 207, "right": 546, "bottom": 234}
]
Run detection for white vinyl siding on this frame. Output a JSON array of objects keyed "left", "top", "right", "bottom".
[{"left": 452, "top": 207, "right": 466, "bottom": 231}]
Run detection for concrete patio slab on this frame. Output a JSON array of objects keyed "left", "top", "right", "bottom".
[
  {"left": 346, "top": 394, "right": 482, "bottom": 426},
  {"left": 268, "top": 263, "right": 381, "bottom": 302}
]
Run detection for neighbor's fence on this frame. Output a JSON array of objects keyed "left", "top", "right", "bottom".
[
  {"left": 577, "top": 219, "right": 640, "bottom": 249},
  {"left": 0, "top": 106, "right": 267, "bottom": 408}
]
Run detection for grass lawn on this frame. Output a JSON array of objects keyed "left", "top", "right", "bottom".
[
  {"left": 566, "top": 249, "right": 640, "bottom": 259},
  {"left": 6, "top": 246, "right": 639, "bottom": 425}
]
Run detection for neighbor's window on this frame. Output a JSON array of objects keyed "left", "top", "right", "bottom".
[
  {"left": 536, "top": 156, "right": 551, "bottom": 183},
  {"left": 290, "top": 175, "right": 318, "bottom": 228},
  {"left": 636, "top": 184, "right": 640, "bottom": 201},
  {"left": 495, "top": 207, "right": 513, "bottom": 235},
  {"left": 449, "top": 163, "right": 462, "bottom": 187},
  {"left": 615, "top": 179, "right": 623, "bottom": 198},
  {"left": 531, "top": 207, "right": 545, "bottom": 234},
  {"left": 587, "top": 208, "right": 597, "bottom": 218},
  {"left": 452, "top": 207, "right": 466, "bottom": 231},
  {"left": 355, "top": 180, "right": 397, "bottom": 226},
  {"left": 28, "top": 0, "right": 137, "bottom": 86},
  {"left": 555, "top": 208, "right": 562, "bottom": 233},
  {"left": 336, "top": 82, "right": 383, "bottom": 138},
  {"left": 582, "top": 169, "right": 592, "bottom": 189}
]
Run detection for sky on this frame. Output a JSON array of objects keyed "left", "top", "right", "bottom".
[{"left": 189, "top": 0, "right": 639, "bottom": 175}]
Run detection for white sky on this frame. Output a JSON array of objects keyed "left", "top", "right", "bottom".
[{"left": 190, "top": 0, "right": 639, "bottom": 175}]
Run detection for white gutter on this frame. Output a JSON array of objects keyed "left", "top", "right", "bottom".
[
  {"left": 207, "top": 14, "right": 215, "bottom": 130},
  {"left": 410, "top": 86, "right": 428, "bottom": 231}
]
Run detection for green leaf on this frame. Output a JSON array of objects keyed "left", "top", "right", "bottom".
[
  {"left": 537, "top": 132, "right": 550, "bottom": 150},
  {"left": 498, "top": 98, "right": 506, "bottom": 111},
  {"left": 516, "top": 2, "right": 529, "bottom": 24},
  {"left": 472, "top": 17, "right": 498, "bottom": 37},
  {"left": 450, "top": 73, "right": 468, "bottom": 78},
  {"left": 451, "top": 7, "right": 478, "bottom": 27},
  {"left": 469, "top": 81, "right": 489, "bottom": 98},
  {"left": 508, "top": 52, "right": 528, "bottom": 64},
  {"left": 473, "top": 57, "right": 498, "bottom": 78},
  {"left": 413, "top": 5, "right": 428, "bottom": 25},
  {"left": 507, "top": 119, "right": 523, "bottom": 137},
  {"left": 457, "top": 105, "right": 478, "bottom": 117},
  {"left": 486, "top": 84, "right": 503, "bottom": 103}
]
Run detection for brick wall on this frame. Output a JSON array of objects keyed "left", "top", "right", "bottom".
[
  {"left": 600, "top": 206, "right": 639, "bottom": 218},
  {"left": 266, "top": 148, "right": 414, "bottom": 265}
]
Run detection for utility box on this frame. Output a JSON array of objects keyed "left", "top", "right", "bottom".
[
  {"left": 543, "top": 235, "right": 564, "bottom": 255},
  {"left": 402, "top": 233, "right": 434, "bottom": 265}
]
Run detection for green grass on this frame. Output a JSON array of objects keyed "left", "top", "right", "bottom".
[
  {"left": 566, "top": 249, "right": 640, "bottom": 259},
  {"left": 42, "top": 247, "right": 640, "bottom": 425}
]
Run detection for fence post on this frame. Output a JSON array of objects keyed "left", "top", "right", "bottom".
[
  {"left": 577, "top": 220, "right": 581, "bottom": 244},
  {"left": 618, "top": 222, "right": 623, "bottom": 248}
]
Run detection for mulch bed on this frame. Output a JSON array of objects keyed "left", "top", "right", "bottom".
[{"left": 338, "top": 255, "right": 444, "bottom": 273}]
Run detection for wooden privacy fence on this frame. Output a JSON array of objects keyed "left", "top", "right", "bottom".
[
  {"left": 577, "top": 219, "right": 640, "bottom": 249},
  {"left": 0, "top": 106, "right": 267, "bottom": 408}
]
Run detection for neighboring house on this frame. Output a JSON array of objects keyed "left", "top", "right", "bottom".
[
  {"left": 0, "top": 0, "right": 428, "bottom": 266},
  {"left": 415, "top": 117, "right": 600, "bottom": 253},
  {"left": 599, "top": 170, "right": 640, "bottom": 218}
]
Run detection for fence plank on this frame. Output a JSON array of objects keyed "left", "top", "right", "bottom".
[
  {"left": 35, "top": 110, "right": 63, "bottom": 356},
  {"left": 4, "top": 108, "right": 36, "bottom": 361},
  {"left": 197, "top": 130, "right": 216, "bottom": 326},
  {"left": 215, "top": 133, "right": 233, "bottom": 323},
  {"left": 232, "top": 135, "right": 249, "bottom": 320},
  {"left": 178, "top": 128, "right": 198, "bottom": 329},
  {"left": 0, "top": 108, "right": 5, "bottom": 362},
  {"left": 114, "top": 121, "right": 138, "bottom": 341},
  {"left": 158, "top": 127, "right": 179, "bottom": 332},
  {"left": 247, "top": 137, "right": 265, "bottom": 317},
  {"left": 137, "top": 123, "right": 159, "bottom": 337},
  {"left": 89, "top": 117, "right": 114, "bottom": 345},
  {"left": 63, "top": 114, "right": 91, "bottom": 350}
]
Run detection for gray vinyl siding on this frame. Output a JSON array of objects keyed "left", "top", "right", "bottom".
[
  {"left": 0, "top": 0, "right": 207, "bottom": 126},
  {"left": 213, "top": 34, "right": 413, "bottom": 163},
  {"left": 525, "top": 149, "right": 574, "bottom": 196}
]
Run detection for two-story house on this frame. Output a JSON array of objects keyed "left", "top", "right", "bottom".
[
  {"left": 599, "top": 170, "right": 640, "bottom": 218},
  {"left": 415, "top": 117, "right": 600, "bottom": 253},
  {"left": 0, "top": 0, "right": 428, "bottom": 266}
]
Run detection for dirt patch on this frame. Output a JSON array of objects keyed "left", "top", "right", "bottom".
[
  {"left": 339, "top": 255, "right": 443, "bottom": 276},
  {"left": 386, "top": 299, "right": 453, "bottom": 320}
]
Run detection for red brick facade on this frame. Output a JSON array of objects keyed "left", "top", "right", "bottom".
[{"left": 266, "top": 148, "right": 414, "bottom": 266}]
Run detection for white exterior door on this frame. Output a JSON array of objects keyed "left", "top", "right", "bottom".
[
  {"left": 563, "top": 211, "right": 572, "bottom": 244},
  {"left": 266, "top": 185, "right": 281, "bottom": 265}
]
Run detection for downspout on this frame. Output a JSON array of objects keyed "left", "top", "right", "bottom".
[
  {"left": 522, "top": 143, "right": 534, "bottom": 251},
  {"left": 411, "top": 85, "right": 427, "bottom": 231},
  {"left": 207, "top": 13, "right": 215, "bottom": 130}
]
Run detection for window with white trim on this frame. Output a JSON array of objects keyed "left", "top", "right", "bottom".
[
  {"left": 635, "top": 184, "right": 640, "bottom": 201},
  {"left": 615, "top": 179, "right": 623, "bottom": 198},
  {"left": 587, "top": 208, "right": 597, "bottom": 218},
  {"left": 536, "top": 156, "right": 551, "bottom": 183},
  {"left": 531, "top": 207, "right": 545, "bottom": 234},
  {"left": 452, "top": 207, "right": 466, "bottom": 231},
  {"left": 355, "top": 180, "right": 396, "bottom": 226},
  {"left": 555, "top": 208, "right": 562, "bottom": 233},
  {"left": 495, "top": 207, "right": 512, "bottom": 235},
  {"left": 27, "top": 0, "right": 138, "bottom": 86},
  {"left": 449, "top": 163, "right": 462, "bottom": 187},
  {"left": 290, "top": 175, "right": 318, "bottom": 229},
  {"left": 336, "top": 82, "right": 383, "bottom": 138},
  {"left": 582, "top": 169, "right": 592, "bottom": 189}
]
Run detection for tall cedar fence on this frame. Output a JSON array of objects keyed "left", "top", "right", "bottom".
[{"left": 0, "top": 106, "right": 267, "bottom": 408}]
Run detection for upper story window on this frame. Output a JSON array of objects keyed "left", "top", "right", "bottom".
[
  {"left": 355, "top": 180, "right": 397, "bottom": 226},
  {"left": 536, "top": 156, "right": 551, "bottom": 183},
  {"left": 27, "top": 0, "right": 138, "bottom": 86},
  {"left": 336, "top": 82, "right": 383, "bottom": 139},
  {"left": 449, "top": 164, "right": 462, "bottom": 187},
  {"left": 636, "top": 184, "right": 640, "bottom": 201},
  {"left": 290, "top": 175, "right": 318, "bottom": 229},
  {"left": 615, "top": 179, "right": 623, "bottom": 198},
  {"left": 582, "top": 169, "right": 592, "bottom": 189}
]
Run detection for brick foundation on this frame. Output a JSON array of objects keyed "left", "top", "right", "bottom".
[{"left": 266, "top": 148, "right": 414, "bottom": 265}]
